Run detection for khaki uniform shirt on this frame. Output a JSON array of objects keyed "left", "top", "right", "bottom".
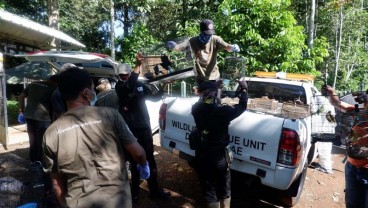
[
  {"left": 23, "top": 81, "right": 56, "bottom": 121},
  {"left": 177, "top": 35, "right": 230, "bottom": 80},
  {"left": 43, "top": 106, "right": 136, "bottom": 208}
]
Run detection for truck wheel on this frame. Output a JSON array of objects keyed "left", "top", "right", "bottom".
[{"left": 279, "top": 162, "right": 308, "bottom": 207}]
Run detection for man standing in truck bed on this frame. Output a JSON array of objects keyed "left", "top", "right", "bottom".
[{"left": 166, "top": 19, "right": 240, "bottom": 86}]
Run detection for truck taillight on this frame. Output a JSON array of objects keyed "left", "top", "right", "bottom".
[
  {"left": 159, "top": 103, "right": 167, "bottom": 131},
  {"left": 277, "top": 128, "right": 301, "bottom": 166}
]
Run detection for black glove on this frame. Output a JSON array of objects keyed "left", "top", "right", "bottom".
[
  {"left": 154, "top": 65, "right": 160, "bottom": 75},
  {"left": 160, "top": 54, "right": 173, "bottom": 71},
  {"left": 238, "top": 80, "right": 248, "bottom": 91},
  {"left": 216, "top": 80, "right": 224, "bottom": 89},
  {"left": 235, "top": 80, "right": 247, "bottom": 98}
]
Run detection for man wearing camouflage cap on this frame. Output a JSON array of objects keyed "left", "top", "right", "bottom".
[{"left": 95, "top": 78, "right": 119, "bottom": 109}]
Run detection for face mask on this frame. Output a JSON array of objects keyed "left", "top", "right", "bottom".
[
  {"left": 198, "top": 33, "right": 212, "bottom": 45},
  {"left": 87, "top": 89, "right": 97, "bottom": 106}
]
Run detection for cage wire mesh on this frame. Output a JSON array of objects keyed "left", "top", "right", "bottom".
[
  {"left": 221, "top": 56, "right": 246, "bottom": 91},
  {"left": 139, "top": 37, "right": 194, "bottom": 80},
  {"left": 0, "top": 156, "right": 46, "bottom": 208},
  {"left": 222, "top": 56, "right": 246, "bottom": 78},
  {"left": 310, "top": 95, "right": 337, "bottom": 142},
  {"left": 335, "top": 106, "right": 368, "bottom": 159}
]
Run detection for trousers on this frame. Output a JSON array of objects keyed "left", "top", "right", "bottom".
[
  {"left": 26, "top": 118, "right": 51, "bottom": 163},
  {"left": 196, "top": 150, "right": 231, "bottom": 203},
  {"left": 345, "top": 161, "right": 368, "bottom": 208},
  {"left": 128, "top": 128, "right": 159, "bottom": 196}
]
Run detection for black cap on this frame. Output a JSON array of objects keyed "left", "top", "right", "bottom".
[
  {"left": 198, "top": 81, "right": 217, "bottom": 93},
  {"left": 200, "top": 19, "right": 215, "bottom": 35}
]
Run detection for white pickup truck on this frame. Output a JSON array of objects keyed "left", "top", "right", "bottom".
[{"left": 158, "top": 71, "right": 336, "bottom": 207}]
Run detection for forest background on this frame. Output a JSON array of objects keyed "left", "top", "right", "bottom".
[{"left": 1, "top": 0, "right": 368, "bottom": 93}]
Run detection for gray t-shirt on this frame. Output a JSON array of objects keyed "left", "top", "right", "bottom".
[
  {"left": 43, "top": 106, "right": 136, "bottom": 208},
  {"left": 96, "top": 89, "right": 119, "bottom": 110},
  {"left": 23, "top": 81, "right": 56, "bottom": 121}
]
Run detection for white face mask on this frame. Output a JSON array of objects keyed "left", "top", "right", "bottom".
[{"left": 86, "top": 89, "right": 97, "bottom": 106}]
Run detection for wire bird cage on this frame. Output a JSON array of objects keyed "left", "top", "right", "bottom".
[
  {"left": 281, "top": 102, "right": 311, "bottom": 119},
  {"left": 0, "top": 156, "right": 46, "bottom": 208},
  {"left": 246, "top": 96, "right": 311, "bottom": 120},
  {"left": 222, "top": 56, "right": 246, "bottom": 79},
  {"left": 310, "top": 95, "right": 337, "bottom": 142},
  {"left": 335, "top": 107, "right": 368, "bottom": 155},
  {"left": 139, "top": 38, "right": 194, "bottom": 80}
]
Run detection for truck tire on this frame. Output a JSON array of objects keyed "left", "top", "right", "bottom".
[{"left": 278, "top": 162, "right": 308, "bottom": 207}]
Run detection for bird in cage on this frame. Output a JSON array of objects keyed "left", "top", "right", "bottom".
[{"left": 325, "top": 111, "right": 336, "bottom": 123}]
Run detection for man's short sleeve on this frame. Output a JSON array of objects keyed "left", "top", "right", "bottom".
[
  {"left": 175, "top": 39, "right": 190, "bottom": 52},
  {"left": 42, "top": 127, "right": 58, "bottom": 173},
  {"left": 213, "top": 35, "right": 230, "bottom": 50}
]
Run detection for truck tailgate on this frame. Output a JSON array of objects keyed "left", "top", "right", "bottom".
[
  {"left": 160, "top": 97, "right": 198, "bottom": 157},
  {"left": 229, "top": 111, "right": 285, "bottom": 170},
  {"left": 161, "top": 98, "right": 286, "bottom": 171}
]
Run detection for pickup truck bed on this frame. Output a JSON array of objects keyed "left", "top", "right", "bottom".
[{"left": 159, "top": 76, "right": 336, "bottom": 207}]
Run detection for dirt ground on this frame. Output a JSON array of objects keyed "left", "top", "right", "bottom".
[{"left": 0, "top": 133, "right": 346, "bottom": 208}]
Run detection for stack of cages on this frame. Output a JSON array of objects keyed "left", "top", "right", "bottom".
[
  {"left": 280, "top": 102, "right": 311, "bottom": 119},
  {"left": 0, "top": 157, "right": 45, "bottom": 207},
  {"left": 139, "top": 37, "right": 195, "bottom": 96}
]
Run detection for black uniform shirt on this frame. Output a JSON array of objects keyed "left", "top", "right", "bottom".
[
  {"left": 191, "top": 92, "right": 248, "bottom": 151},
  {"left": 115, "top": 72, "right": 163, "bottom": 129}
]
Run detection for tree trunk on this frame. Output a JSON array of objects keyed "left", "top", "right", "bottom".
[
  {"left": 123, "top": 5, "right": 130, "bottom": 38},
  {"left": 307, "top": 0, "right": 316, "bottom": 53},
  {"left": 333, "top": 6, "right": 343, "bottom": 88},
  {"left": 47, "top": 0, "right": 60, "bottom": 50},
  {"left": 305, "top": 0, "right": 309, "bottom": 32},
  {"left": 110, "top": 0, "right": 115, "bottom": 60},
  {"left": 181, "top": 0, "right": 188, "bottom": 29}
]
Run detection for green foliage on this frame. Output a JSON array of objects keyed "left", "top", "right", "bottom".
[
  {"left": 59, "top": 0, "right": 109, "bottom": 53},
  {"left": 3, "top": 0, "right": 47, "bottom": 24},
  {"left": 7, "top": 100, "right": 19, "bottom": 125},
  {"left": 217, "top": 0, "right": 322, "bottom": 75},
  {"left": 116, "top": 23, "right": 159, "bottom": 65}
]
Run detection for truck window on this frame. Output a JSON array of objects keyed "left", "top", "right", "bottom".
[{"left": 248, "top": 81, "right": 307, "bottom": 104}]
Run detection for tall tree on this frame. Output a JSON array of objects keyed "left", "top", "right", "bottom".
[
  {"left": 3, "top": 0, "right": 47, "bottom": 24},
  {"left": 217, "top": 0, "right": 328, "bottom": 74},
  {"left": 307, "top": 0, "right": 316, "bottom": 52},
  {"left": 47, "top": 0, "right": 60, "bottom": 49},
  {"left": 110, "top": 0, "right": 115, "bottom": 59},
  {"left": 333, "top": 4, "right": 343, "bottom": 88}
]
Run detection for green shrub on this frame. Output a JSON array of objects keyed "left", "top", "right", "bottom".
[{"left": 7, "top": 100, "right": 19, "bottom": 125}]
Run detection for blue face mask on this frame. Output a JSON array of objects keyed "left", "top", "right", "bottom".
[
  {"left": 87, "top": 89, "right": 97, "bottom": 106},
  {"left": 198, "top": 33, "right": 212, "bottom": 45}
]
